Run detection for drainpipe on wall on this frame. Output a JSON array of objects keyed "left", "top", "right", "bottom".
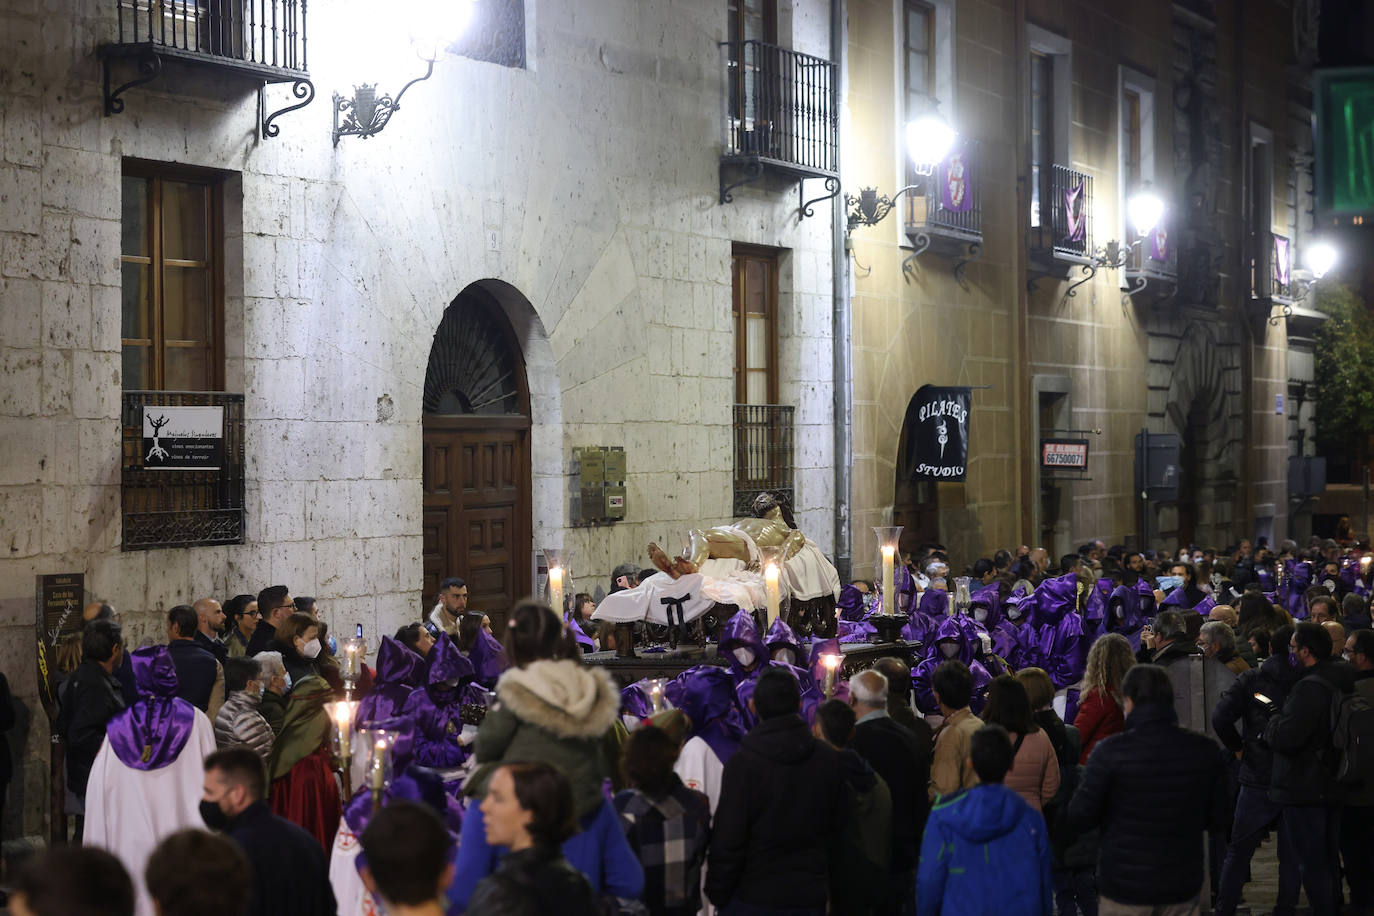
[{"left": 831, "top": 0, "right": 852, "bottom": 582}]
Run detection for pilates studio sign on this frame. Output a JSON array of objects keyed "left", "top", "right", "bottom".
[
  {"left": 903, "top": 385, "right": 972, "bottom": 481},
  {"left": 141, "top": 406, "right": 224, "bottom": 470}
]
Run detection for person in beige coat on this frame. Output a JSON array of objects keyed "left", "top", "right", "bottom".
[{"left": 929, "top": 660, "right": 984, "bottom": 800}]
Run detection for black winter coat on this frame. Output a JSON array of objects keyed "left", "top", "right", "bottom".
[
  {"left": 166, "top": 638, "right": 219, "bottom": 711},
  {"left": 466, "top": 846, "right": 599, "bottom": 916},
  {"left": 1212, "top": 653, "right": 1302, "bottom": 788},
  {"left": 225, "top": 802, "right": 337, "bottom": 916},
  {"left": 705, "top": 714, "right": 847, "bottom": 909},
  {"left": 57, "top": 660, "right": 126, "bottom": 798},
  {"left": 1264, "top": 658, "right": 1357, "bottom": 805},
  {"left": 852, "top": 713, "right": 931, "bottom": 872},
  {"left": 1066, "top": 703, "right": 1229, "bottom": 906}
]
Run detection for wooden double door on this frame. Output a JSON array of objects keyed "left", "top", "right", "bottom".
[{"left": 421, "top": 415, "right": 531, "bottom": 632}]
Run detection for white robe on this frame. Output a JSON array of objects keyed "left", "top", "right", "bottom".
[
  {"left": 673, "top": 735, "right": 723, "bottom": 916},
  {"left": 329, "top": 820, "right": 380, "bottom": 916},
  {"left": 84, "top": 710, "right": 218, "bottom": 916}
]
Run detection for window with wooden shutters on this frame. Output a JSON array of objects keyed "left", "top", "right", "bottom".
[
  {"left": 121, "top": 165, "right": 224, "bottom": 392},
  {"left": 731, "top": 245, "right": 792, "bottom": 515},
  {"left": 903, "top": 1, "right": 935, "bottom": 223}
]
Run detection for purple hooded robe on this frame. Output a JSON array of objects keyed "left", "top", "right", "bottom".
[
  {"left": 911, "top": 617, "right": 993, "bottom": 715},
  {"left": 397, "top": 633, "right": 475, "bottom": 768},
  {"left": 1021, "top": 572, "right": 1088, "bottom": 690},
  {"left": 106, "top": 646, "right": 196, "bottom": 770},
  {"left": 355, "top": 636, "right": 424, "bottom": 729}
]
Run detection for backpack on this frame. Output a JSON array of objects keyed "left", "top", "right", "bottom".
[{"left": 1320, "top": 679, "right": 1374, "bottom": 789}]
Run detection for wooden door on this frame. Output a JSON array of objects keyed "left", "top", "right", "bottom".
[{"left": 422, "top": 416, "right": 531, "bottom": 632}]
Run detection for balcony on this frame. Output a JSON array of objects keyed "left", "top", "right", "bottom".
[
  {"left": 1251, "top": 231, "right": 1295, "bottom": 305},
  {"left": 122, "top": 390, "right": 246, "bottom": 550},
  {"left": 719, "top": 40, "right": 838, "bottom": 211},
  {"left": 100, "top": 0, "right": 314, "bottom": 136},
  {"left": 901, "top": 139, "right": 983, "bottom": 282},
  {"left": 1123, "top": 221, "right": 1178, "bottom": 303},
  {"left": 733, "top": 404, "right": 795, "bottom": 516},
  {"left": 1029, "top": 165, "right": 1093, "bottom": 286}
]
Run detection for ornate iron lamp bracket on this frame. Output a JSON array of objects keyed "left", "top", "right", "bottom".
[{"left": 333, "top": 57, "right": 437, "bottom": 146}]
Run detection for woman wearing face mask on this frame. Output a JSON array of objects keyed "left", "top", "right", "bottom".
[
  {"left": 452, "top": 600, "right": 642, "bottom": 910},
  {"left": 212, "top": 657, "right": 274, "bottom": 766},
  {"left": 264, "top": 613, "right": 340, "bottom": 850}
]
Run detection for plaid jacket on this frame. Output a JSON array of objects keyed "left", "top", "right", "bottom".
[{"left": 614, "top": 775, "right": 712, "bottom": 915}]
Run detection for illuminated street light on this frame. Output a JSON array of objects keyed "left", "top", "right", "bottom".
[
  {"left": 906, "top": 112, "right": 956, "bottom": 176},
  {"left": 1306, "top": 240, "right": 1339, "bottom": 279},
  {"left": 1127, "top": 190, "right": 1165, "bottom": 237}
]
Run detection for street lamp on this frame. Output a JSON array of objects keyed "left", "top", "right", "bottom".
[
  {"left": 847, "top": 107, "right": 956, "bottom": 231},
  {"left": 333, "top": 0, "right": 477, "bottom": 146},
  {"left": 1127, "top": 189, "right": 1165, "bottom": 238},
  {"left": 1306, "top": 240, "right": 1339, "bottom": 280}
]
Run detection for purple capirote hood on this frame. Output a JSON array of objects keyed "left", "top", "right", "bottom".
[
  {"left": 106, "top": 646, "right": 195, "bottom": 770},
  {"left": 374, "top": 636, "right": 426, "bottom": 688},
  {"left": 426, "top": 632, "right": 475, "bottom": 687}
]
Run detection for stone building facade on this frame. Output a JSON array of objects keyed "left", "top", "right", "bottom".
[
  {"left": 0, "top": 0, "right": 837, "bottom": 836},
  {"left": 843, "top": 0, "right": 1321, "bottom": 574}
]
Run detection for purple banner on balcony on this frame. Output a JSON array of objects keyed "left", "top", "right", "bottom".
[
  {"left": 1273, "top": 235, "right": 1291, "bottom": 287},
  {"left": 940, "top": 146, "right": 972, "bottom": 213},
  {"left": 1065, "top": 181, "right": 1086, "bottom": 242},
  {"left": 1150, "top": 227, "right": 1169, "bottom": 262}
]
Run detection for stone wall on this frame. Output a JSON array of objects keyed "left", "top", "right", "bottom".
[{"left": 0, "top": 0, "right": 836, "bottom": 837}]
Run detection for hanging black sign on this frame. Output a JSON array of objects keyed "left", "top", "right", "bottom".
[{"left": 902, "top": 385, "right": 972, "bottom": 481}]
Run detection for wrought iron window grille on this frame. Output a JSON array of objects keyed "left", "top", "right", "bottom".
[
  {"left": 121, "top": 391, "right": 246, "bottom": 550},
  {"left": 100, "top": 0, "right": 314, "bottom": 139},
  {"left": 1027, "top": 164, "right": 1094, "bottom": 293},
  {"left": 733, "top": 404, "right": 795, "bottom": 517}
]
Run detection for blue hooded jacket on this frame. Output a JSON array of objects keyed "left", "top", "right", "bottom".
[{"left": 917, "top": 782, "right": 1053, "bottom": 916}]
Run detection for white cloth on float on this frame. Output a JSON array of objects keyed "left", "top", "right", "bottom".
[
  {"left": 83, "top": 711, "right": 219, "bottom": 916},
  {"left": 330, "top": 820, "right": 379, "bottom": 916},
  {"left": 593, "top": 573, "right": 716, "bottom": 625},
  {"left": 783, "top": 538, "right": 842, "bottom": 602}
]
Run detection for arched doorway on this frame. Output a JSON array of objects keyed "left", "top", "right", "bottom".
[{"left": 422, "top": 282, "right": 532, "bottom": 631}]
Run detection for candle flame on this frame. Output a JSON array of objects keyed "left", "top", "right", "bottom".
[{"left": 823, "top": 653, "right": 840, "bottom": 670}]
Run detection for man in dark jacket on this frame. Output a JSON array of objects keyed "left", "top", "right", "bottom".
[
  {"left": 707, "top": 667, "right": 847, "bottom": 914},
  {"left": 56, "top": 619, "right": 126, "bottom": 838},
  {"left": 816, "top": 699, "right": 892, "bottom": 915},
  {"left": 1067, "top": 664, "right": 1228, "bottom": 911},
  {"left": 849, "top": 668, "right": 929, "bottom": 916},
  {"left": 201, "top": 747, "right": 337, "bottom": 916},
  {"left": 193, "top": 597, "right": 229, "bottom": 664},
  {"left": 1342, "top": 628, "right": 1374, "bottom": 911},
  {"left": 1211, "top": 624, "right": 1301, "bottom": 916},
  {"left": 166, "top": 604, "right": 224, "bottom": 717},
  {"left": 1264, "top": 622, "right": 1357, "bottom": 916},
  {"left": 246, "top": 585, "right": 293, "bottom": 657}
]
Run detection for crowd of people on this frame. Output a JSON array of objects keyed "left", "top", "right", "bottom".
[{"left": 8, "top": 533, "right": 1374, "bottom": 916}]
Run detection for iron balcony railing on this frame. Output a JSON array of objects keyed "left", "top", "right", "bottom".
[
  {"left": 733, "top": 404, "right": 795, "bottom": 517},
  {"left": 122, "top": 390, "right": 245, "bottom": 550},
  {"left": 720, "top": 40, "right": 838, "bottom": 176},
  {"left": 1253, "top": 231, "right": 1294, "bottom": 302},
  {"left": 114, "top": 0, "right": 308, "bottom": 72},
  {"left": 1047, "top": 164, "right": 1092, "bottom": 258},
  {"left": 906, "top": 139, "right": 983, "bottom": 242},
  {"left": 1125, "top": 223, "right": 1178, "bottom": 279}
]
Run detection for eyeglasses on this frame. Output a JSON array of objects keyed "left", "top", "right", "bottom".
[{"left": 244, "top": 609, "right": 262, "bottom": 618}]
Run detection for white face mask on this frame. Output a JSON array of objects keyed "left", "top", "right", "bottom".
[
  {"left": 732, "top": 647, "right": 757, "bottom": 667},
  {"left": 939, "top": 642, "right": 960, "bottom": 659},
  {"left": 772, "top": 648, "right": 796, "bottom": 666},
  {"left": 301, "top": 638, "right": 322, "bottom": 659},
  {"left": 973, "top": 608, "right": 988, "bottom": 623},
  {"left": 1006, "top": 606, "right": 1022, "bottom": 620}
]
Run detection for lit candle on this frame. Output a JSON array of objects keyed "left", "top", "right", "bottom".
[
  {"left": 549, "top": 566, "right": 565, "bottom": 616},
  {"left": 650, "top": 681, "right": 662, "bottom": 713},
  {"left": 370, "top": 738, "right": 387, "bottom": 813},
  {"left": 764, "top": 563, "right": 781, "bottom": 624},
  {"left": 881, "top": 545, "right": 896, "bottom": 616},
  {"left": 823, "top": 654, "right": 840, "bottom": 699}
]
